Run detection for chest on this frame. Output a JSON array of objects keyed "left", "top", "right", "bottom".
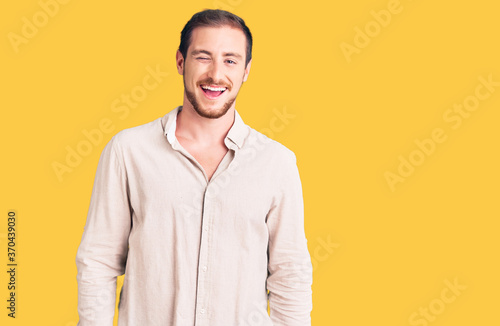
[
  {"left": 124, "top": 135, "right": 280, "bottom": 222},
  {"left": 179, "top": 142, "right": 229, "bottom": 181}
]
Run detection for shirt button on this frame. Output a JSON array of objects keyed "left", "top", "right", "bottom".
[
  {"left": 200, "top": 308, "right": 206, "bottom": 314},
  {"left": 204, "top": 226, "right": 208, "bottom": 231},
  {"left": 202, "top": 266, "right": 207, "bottom": 272}
]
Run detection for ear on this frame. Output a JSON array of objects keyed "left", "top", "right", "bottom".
[
  {"left": 176, "top": 50, "right": 184, "bottom": 75},
  {"left": 243, "top": 59, "right": 252, "bottom": 82}
]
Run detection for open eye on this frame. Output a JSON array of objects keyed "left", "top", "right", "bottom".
[{"left": 226, "top": 59, "right": 236, "bottom": 65}]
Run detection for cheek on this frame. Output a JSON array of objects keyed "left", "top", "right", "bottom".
[
  {"left": 184, "top": 64, "right": 201, "bottom": 80},
  {"left": 236, "top": 70, "right": 247, "bottom": 83},
  {"left": 232, "top": 74, "right": 246, "bottom": 88},
  {"left": 186, "top": 72, "right": 200, "bottom": 87}
]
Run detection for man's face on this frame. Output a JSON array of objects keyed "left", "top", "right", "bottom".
[{"left": 176, "top": 25, "right": 251, "bottom": 119}]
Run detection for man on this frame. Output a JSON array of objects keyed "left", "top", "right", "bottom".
[{"left": 76, "top": 9, "right": 313, "bottom": 326}]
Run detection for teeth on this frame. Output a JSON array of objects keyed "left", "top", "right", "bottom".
[{"left": 201, "top": 85, "right": 227, "bottom": 92}]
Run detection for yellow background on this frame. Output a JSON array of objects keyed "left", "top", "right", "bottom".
[{"left": 1, "top": 0, "right": 499, "bottom": 325}]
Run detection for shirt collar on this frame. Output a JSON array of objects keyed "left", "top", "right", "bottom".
[{"left": 162, "top": 106, "right": 248, "bottom": 150}]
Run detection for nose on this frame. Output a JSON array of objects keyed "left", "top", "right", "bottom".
[{"left": 207, "top": 59, "right": 224, "bottom": 83}]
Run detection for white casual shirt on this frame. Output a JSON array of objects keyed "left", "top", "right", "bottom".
[{"left": 76, "top": 106, "right": 313, "bottom": 325}]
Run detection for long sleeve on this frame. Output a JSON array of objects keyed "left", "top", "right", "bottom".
[
  {"left": 266, "top": 152, "right": 313, "bottom": 325},
  {"left": 75, "top": 135, "right": 132, "bottom": 325}
]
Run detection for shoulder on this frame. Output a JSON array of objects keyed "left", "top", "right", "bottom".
[
  {"left": 245, "top": 127, "right": 298, "bottom": 167},
  {"left": 244, "top": 128, "right": 303, "bottom": 195},
  {"left": 107, "top": 117, "right": 163, "bottom": 153}
]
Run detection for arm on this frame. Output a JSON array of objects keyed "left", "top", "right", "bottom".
[
  {"left": 75, "top": 135, "right": 132, "bottom": 325},
  {"left": 266, "top": 152, "right": 313, "bottom": 325}
]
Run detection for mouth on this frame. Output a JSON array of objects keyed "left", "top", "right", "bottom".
[{"left": 200, "top": 84, "right": 228, "bottom": 100}]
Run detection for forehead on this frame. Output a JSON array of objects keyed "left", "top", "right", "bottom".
[{"left": 188, "top": 26, "right": 246, "bottom": 54}]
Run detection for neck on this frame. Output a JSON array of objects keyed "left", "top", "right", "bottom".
[{"left": 176, "top": 96, "right": 236, "bottom": 147}]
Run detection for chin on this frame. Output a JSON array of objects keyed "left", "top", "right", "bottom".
[
  {"left": 194, "top": 105, "right": 232, "bottom": 119},
  {"left": 185, "top": 84, "right": 236, "bottom": 119}
]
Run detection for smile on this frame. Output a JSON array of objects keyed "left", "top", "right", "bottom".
[{"left": 200, "top": 84, "right": 227, "bottom": 99}]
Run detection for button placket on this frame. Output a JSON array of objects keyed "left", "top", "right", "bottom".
[{"left": 195, "top": 186, "right": 213, "bottom": 324}]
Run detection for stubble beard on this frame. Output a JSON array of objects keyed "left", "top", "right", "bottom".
[{"left": 184, "top": 77, "right": 238, "bottom": 119}]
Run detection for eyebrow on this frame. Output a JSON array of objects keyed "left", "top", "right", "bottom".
[{"left": 191, "top": 49, "right": 243, "bottom": 59}]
